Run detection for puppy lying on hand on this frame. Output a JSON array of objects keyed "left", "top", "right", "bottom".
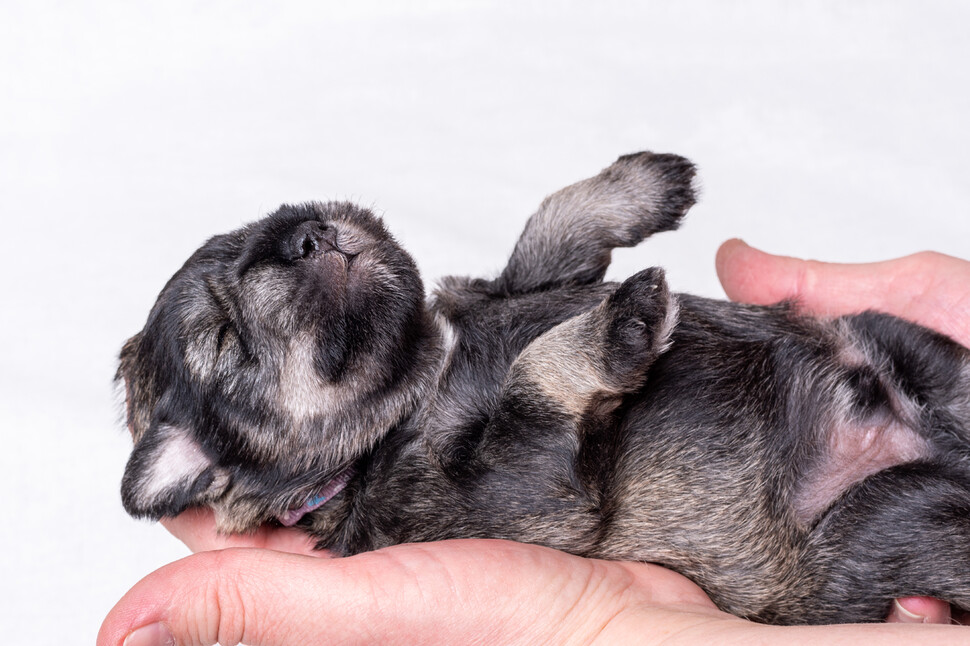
[{"left": 118, "top": 152, "right": 970, "bottom": 624}]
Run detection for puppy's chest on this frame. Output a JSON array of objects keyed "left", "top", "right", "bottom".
[{"left": 424, "top": 284, "right": 614, "bottom": 427}]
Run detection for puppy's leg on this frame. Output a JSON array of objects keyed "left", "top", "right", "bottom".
[
  {"left": 497, "top": 152, "right": 696, "bottom": 294},
  {"left": 844, "top": 311, "right": 970, "bottom": 452},
  {"left": 466, "top": 268, "right": 675, "bottom": 550},
  {"left": 481, "top": 267, "right": 677, "bottom": 452},
  {"left": 786, "top": 313, "right": 970, "bottom": 623},
  {"left": 792, "top": 464, "right": 970, "bottom": 625},
  {"left": 790, "top": 312, "right": 970, "bottom": 525}
]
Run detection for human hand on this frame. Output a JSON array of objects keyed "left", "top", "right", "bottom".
[
  {"left": 101, "top": 242, "right": 970, "bottom": 645},
  {"left": 715, "top": 240, "right": 970, "bottom": 348},
  {"left": 159, "top": 507, "right": 322, "bottom": 556},
  {"left": 99, "top": 538, "right": 967, "bottom": 646},
  {"left": 158, "top": 487, "right": 958, "bottom": 627},
  {"left": 165, "top": 507, "right": 957, "bottom": 625},
  {"left": 716, "top": 238, "right": 970, "bottom": 626}
]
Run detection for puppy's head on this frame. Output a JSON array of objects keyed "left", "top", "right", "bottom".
[{"left": 119, "top": 202, "right": 431, "bottom": 530}]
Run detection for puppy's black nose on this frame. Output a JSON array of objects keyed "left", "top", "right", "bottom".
[{"left": 289, "top": 221, "right": 338, "bottom": 260}]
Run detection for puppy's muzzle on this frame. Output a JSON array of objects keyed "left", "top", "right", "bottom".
[{"left": 289, "top": 221, "right": 340, "bottom": 261}]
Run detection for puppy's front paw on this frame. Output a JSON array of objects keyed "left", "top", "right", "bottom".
[{"left": 602, "top": 267, "right": 678, "bottom": 384}]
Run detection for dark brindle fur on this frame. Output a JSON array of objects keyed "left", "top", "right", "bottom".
[{"left": 118, "top": 152, "right": 970, "bottom": 624}]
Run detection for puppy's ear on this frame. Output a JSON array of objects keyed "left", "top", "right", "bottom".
[
  {"left": 121, "top": 423, "right": 228, "bottom": 519},
  {"left": 117, "top": 332, "right": 156, "bottom": 442}
]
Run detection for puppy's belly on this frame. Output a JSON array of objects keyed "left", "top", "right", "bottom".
[{"left": 794, "top": 415, "right": 928, "bottom": 524}]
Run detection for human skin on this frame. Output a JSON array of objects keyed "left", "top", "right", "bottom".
[
  {"left": 714, "top": 241, "right": 970, "bottom": 349},
  {"left": 99, "top": 242, "right": 970, "bottom": 646}
]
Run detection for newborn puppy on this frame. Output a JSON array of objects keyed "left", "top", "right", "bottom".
[{"left": 118, "top": 152, "right": 970, "bottom": 624}]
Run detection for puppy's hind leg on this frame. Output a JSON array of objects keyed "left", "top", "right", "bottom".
[
  {"left": 481, "top": 267, "right": 678, "bottom": 452},
  {"left": 844, "top": 311, "right": 970, "bottom": 454},
  {"left": 792, "top": 464, "right": 970, "bottom": 625},
  {"left": 469, "top": 268, "right": 677, "bottom": 549},
  {"left": 497, "top": 153, "right": 697, "bottom": 294}
]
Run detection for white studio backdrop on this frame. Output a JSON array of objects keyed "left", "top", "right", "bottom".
[{"left": 1, "top": 2, "right": 968, "bottom": 644}]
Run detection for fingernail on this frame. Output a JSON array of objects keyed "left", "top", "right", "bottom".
[
  {"left": 124, "top": 622, "right": 175, "bottom": 646},
  {"left": 893, "top": 598, "right": 926, "bottom": 623}
]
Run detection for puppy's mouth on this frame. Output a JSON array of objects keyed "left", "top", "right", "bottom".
[
  {"left": 290, "top": 222, "right": 360, "bottom": 271},
  {"left": 314, "top": 247, "right": 359, "bottom": 271}
]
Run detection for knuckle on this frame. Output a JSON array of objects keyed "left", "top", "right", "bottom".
[
  {"left": 172, "top": 549, "right": 252, "bottom": 645},
  {"left": 909, "top": 250, "right": 944, "bottom": 266}
]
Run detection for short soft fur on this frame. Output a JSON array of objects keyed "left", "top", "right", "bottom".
[{"left": 119, "top": 152, "right": 970, "bottom": 624}]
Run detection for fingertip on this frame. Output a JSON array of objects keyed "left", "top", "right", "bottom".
[
  {"left": 887, "top": 597, "right": 952, "bottom": 624},
  {"left": 713, "top": 238, "right": 749, "bottom": 277},
  {"left": 119, "top": 622, "right": 175, "bottom": 646},
  {"left": 160, "top": 507, "right": 216, "bottom": 552},
  {"left": 714, "top": 238, "right": 749, "bottom": 298},
  {"left": 98, "top": 552, "right": 205, "bottom": 646},
  {"left": 100, "top": 549, "right": 333, "bottom": 646},
  {"left": 715, "top": 238, "right": 794, "bottom": 305}
]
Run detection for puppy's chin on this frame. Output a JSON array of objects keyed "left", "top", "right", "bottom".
[{"left": 300, "top": 251, "right": 354, "bottom": 303}]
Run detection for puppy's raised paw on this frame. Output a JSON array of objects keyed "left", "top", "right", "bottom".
[
  {"left": 604, "top": 152, "right": 698, "bottom": 235},
  {"left": 602, "top": 267, "right": 678, "bottom": 385},
  {"left": 498, "top": 151, "right": 697, "bottom": 294}
]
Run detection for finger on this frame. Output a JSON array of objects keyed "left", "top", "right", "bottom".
[
  {"left": 99, "top": 542, "right": 968, "bottom": 646},
  {"left": 99, "top": 540, "right": 694, "bottom": 646},
  {"left": 100, "top": 548, "right": 330, "bottom": 646},
  {"left": 160, "top": 507, "right": 323, "bottom": 556},
  {"left": 714, "top": 239, "right": 907, "bottom": 316},
  {"left": 716, "top": 240, "right": 970, "bottom": 347},
  {"left": 886, "top": 597, "right": 952, "bottom": 624}
]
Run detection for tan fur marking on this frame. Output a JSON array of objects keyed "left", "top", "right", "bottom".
[
  {"left": 277, "top": 331, "right": 347, "bottom": 423},
  {"left": 136, "top": 426, "right": 214, "bottom": 507},
  {"left": 510, "top": 306, "right": 615, "bottom": 418}
]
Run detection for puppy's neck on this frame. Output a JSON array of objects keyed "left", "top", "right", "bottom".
[
  {"left": 312, "top": 310, "right": 457, "bottom": 470},
  {"left": 276, "top": 313, "right": 456, "bottom": 533}
]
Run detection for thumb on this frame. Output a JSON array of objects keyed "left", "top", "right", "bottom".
[
  {"left": 99, "top": 540, "right": 712, "bottom": 646},
  {"left": 715, "top": 239, "right": 970, "bottom": 347},
  {"left": 99, "top": 548, "right": 347, "bottom": 646},
  {"left": 714, "top": 238, "right": 905, "bottom": 316}
]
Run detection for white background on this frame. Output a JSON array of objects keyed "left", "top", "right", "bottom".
[{"left": 1, "top": 2, "right": 968, "bottom": 643}]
